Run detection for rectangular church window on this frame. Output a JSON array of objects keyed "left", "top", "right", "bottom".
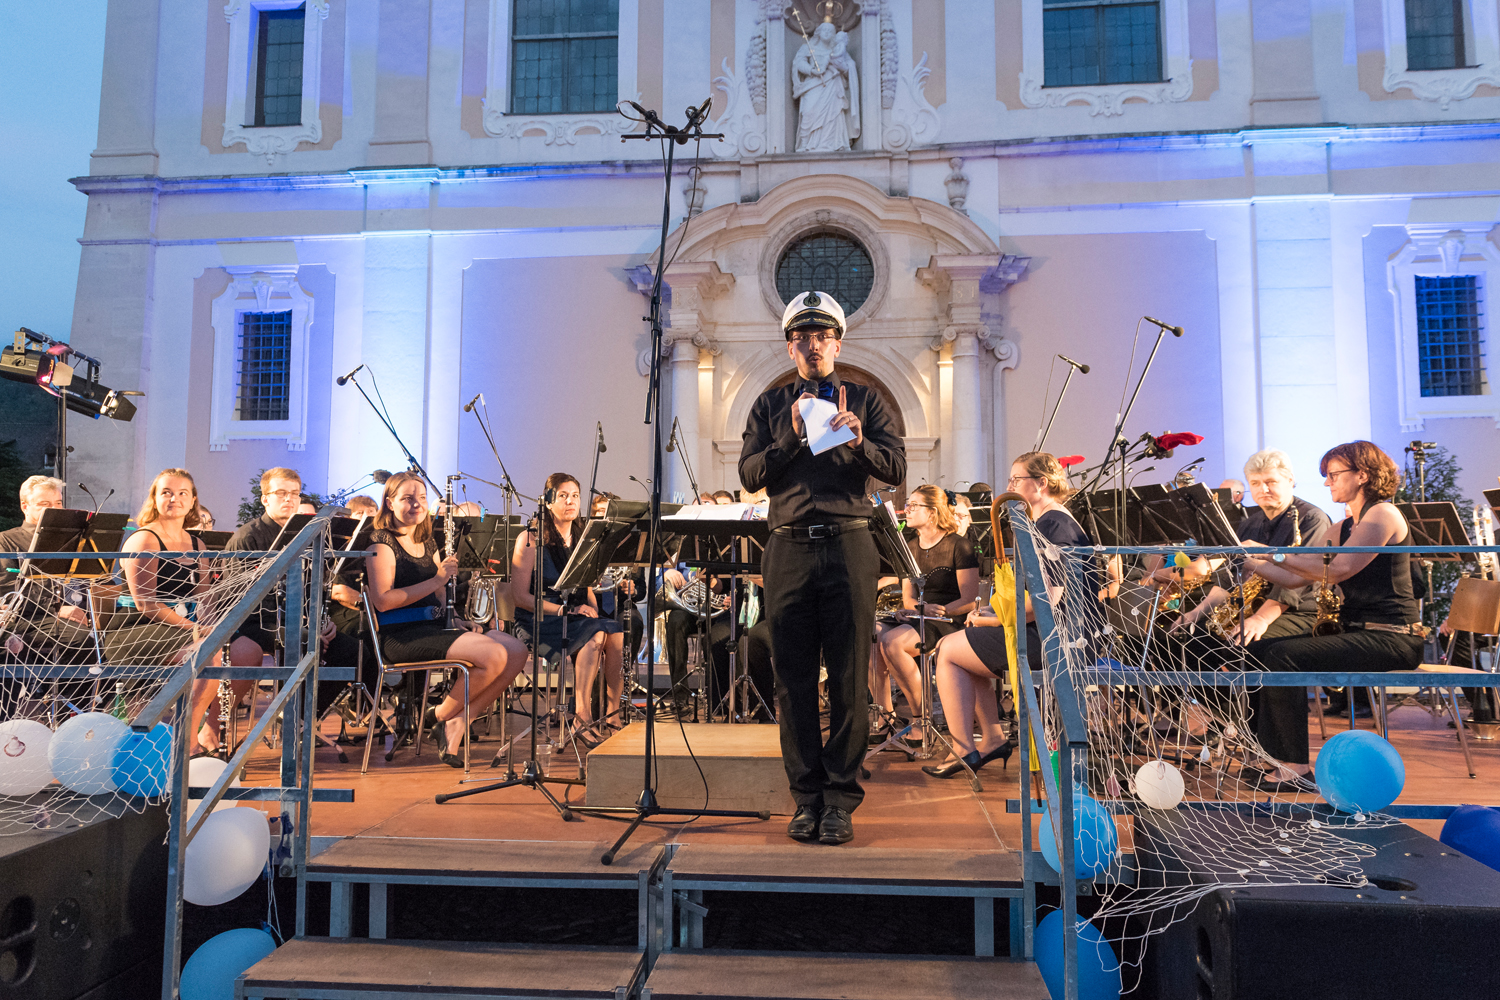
[
  {"left": 1405, "top": 0, "right": 1467, "bottom": 72},
  {"left": 1416, "top": 275, "right": 1486, "bottom": 397},
  {"left": 1042, "top": 0, "right": 1162, "bottom": 87},
  {"left": 511, "top": 0, "right": 619, "bottom": 115},
  {"left": 237, "top": 311, "right": 293, "bottom": 421},
  {"left": 254, "top": 6, "right": 305, "bottom": 127}
]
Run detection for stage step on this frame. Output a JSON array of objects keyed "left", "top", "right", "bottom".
[
  {"left": 305, "top": 838, "right": 661, "bottom": 943},
  {"left": 662, "top": 844, "right": 1025, "bottom": 957},
  {"left": 237, "top": 939, "right": 645, "bottom": 999},
  {"left": 587, "top": 723, "right": 792, "bottom": 816},
  {"left": 641, "top": 949, "right": 1048, "bottom": 1000}
]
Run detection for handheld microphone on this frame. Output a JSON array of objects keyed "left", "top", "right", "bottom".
[
  {"left": 336, "top": 364, "right": 365, "bottom": 386},
  {"left": 464, "top": 392, "right": 483, "bottom": 412},
  {"left": 1057, "top": 354, "right": 1091, "bottom": 374},
  {"left": 1144, "top": 317, "right": 1184, "bottom": 337},
  {"left": 596, "top": 421, "right": 607, "bottom": 453}
]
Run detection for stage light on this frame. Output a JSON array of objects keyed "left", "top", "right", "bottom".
[{"left": 2, "top": 331, "right": 140, "bottom": 422}]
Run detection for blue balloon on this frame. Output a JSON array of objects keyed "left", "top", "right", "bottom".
[
  {"left": 1034, "top": 910, "right": 1123, "bottom": 1000},
  {"left": 112, "top": 723, "right": 173, "bottom": 798},
  {"left": 1039, "top": 794, "right": 1118, "bottom": 878},
  {"left": 1316, "top": 729, "right": 1404, "bottom": 813},
  {"left": 1440, "top": 804, "right": 1500, "bottom": 873},
  {"left": 181, "top": 928, "right": 276, "bottom": 1000}
]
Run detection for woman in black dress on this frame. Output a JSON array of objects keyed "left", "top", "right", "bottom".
[
  {"left": 366, "top": 472, "right": 528, "bottom": 767},
  {"left": 1242, "top": 440, "right": 1424, "bottom": 791},
  {"left": 926, "top": 452, "right": 1094, "bottom": 778},
  {"left": 510, "top": 473, "right": 625, "bottom": 741},
  {"left": 875, "top": 486, "right": 979, "bottom": 744}
]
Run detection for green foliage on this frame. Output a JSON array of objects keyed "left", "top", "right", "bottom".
[
  {"left": 0, "top": 439, "right": 33, "bottom": 531},
  {"left": 1393, "top": 445, "right": 1473, "bottom": 625},
  {"left": 236, "top": 470, "right": 330, "bottom": 528}
]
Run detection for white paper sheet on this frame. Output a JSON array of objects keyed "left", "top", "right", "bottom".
[{"left": 797, "top": 396, "right": 857, "bottom": 456}]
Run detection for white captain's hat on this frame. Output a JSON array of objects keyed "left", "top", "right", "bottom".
[{"left": 781, "top": 291, "right": 847, "bottom": 340}]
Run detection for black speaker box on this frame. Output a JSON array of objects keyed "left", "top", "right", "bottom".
[
  {"left": 0, "top": 799, "right": 167, "bottom": 1000},
  {"left": 1135, "top": 810, "right": 1500, "bottom": 999}
]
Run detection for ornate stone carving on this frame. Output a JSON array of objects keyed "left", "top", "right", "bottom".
[
  {"left": 883, "top": 53, "right": 940, "bottom": 150},
  {"left": 792, "top": 22, "right": 860, "bottom": 152},
  {"left": 484, "top": 114, "right": 631, "bottom": 144},
  {"left": 221, "top": 0, "right": 330, "bottom": 165},
  {"left": 980, "top": 331, "right": 1020, "bottom": 372},
  {"left": 1381, "top": 0, "right": 1500, "bottom": 110},
  {"left": 682, "top": 167, "right": 708, "bottom": 218},
  {"left": 747, "top": 12, "right": 768, "bottom": 115},
  {"left": 944, "top": 157, "right": 969, "bottom": 214},
  {"left": 880, "top": 3, "right": 897, "bottom": 109},
  {"left": 1018, "top": 0, "right": 1193, "bottom": 117}
]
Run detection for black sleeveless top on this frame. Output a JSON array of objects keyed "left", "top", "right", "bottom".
[
  {"left": 371, "top": 529, "right": 441, "bottom": 612},
  {"left": 912, "top": 532, "right": 978, "bottom": 610},
  {"left": 514, "top": 522, "right": 584, "bottom": 625},
  {"left": 1337, "top": 511, "right": 1419, "bottom": 626},
  {"left": 139, "top": 529, "right": 200, "bottom": 601}
]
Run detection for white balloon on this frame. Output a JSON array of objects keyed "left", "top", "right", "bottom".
[
  {"left": 186, "top": 756, "right": 241, "bottom": 817},
  {"left": 1134, "top": 759, "right": 1186, "bottom": 810},
  {"left": 0, "top": 719, "right": 55, "bottom": 796},
  {"left": 48, "top": 712, "right": 128, "bottom": 795},
  {"left": 184, "top": 807, "right": 270, "bottom": 906}
]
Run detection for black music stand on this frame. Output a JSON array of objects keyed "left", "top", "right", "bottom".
[
  {"left": 669, "top": 515, "right": 769, "bottom": 723},
  {"left": 187, "top": 529, "right": 234, "bottom": 551},
  {"left": 1399, "top": 501, "right": 1474, "bottom": 633}
]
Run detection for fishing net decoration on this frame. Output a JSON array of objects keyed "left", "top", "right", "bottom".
[
  {"left": 1009, "top": 506, "right": 1397, "bottom": 993},
  {"left": 0, "top": 545, "right": 280, "bottom": 836}
]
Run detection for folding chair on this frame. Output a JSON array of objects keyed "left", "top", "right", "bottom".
[
  {"left": 361, "top": 591, "right": 474, "bottom": 777},
  {"left": 1413, "top": 577, "right": 1500, "bottom": 778}
]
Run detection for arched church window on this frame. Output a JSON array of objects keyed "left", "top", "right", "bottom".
[{"left": 775, "top": 233, "right": 874, "bottom": 314}]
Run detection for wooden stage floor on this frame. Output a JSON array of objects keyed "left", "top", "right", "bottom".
[{"left": 234, "top": 697, "right": 1500, "bottom": 852}]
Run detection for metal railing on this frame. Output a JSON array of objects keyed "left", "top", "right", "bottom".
[{"left": 1004, "top": 502, "right": 1500, "bottom": 1000}]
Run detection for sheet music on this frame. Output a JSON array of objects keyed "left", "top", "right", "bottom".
[{"left": 797, "top": 396, "right": 856, "bottom": 455}]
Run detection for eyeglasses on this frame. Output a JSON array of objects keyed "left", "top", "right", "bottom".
[
  {"left": 1323, "top": 468, "right": 1356, "bottom": 482},
  {"left": 790, "top": 332, "right": 838, "bottom": 346},
  {"left": 265, "top": 489, "right": 300, "bottom": 500},
  {"left": 906, "top": 502, "right": 935, "bottom": 511},
  {"left": 1007, "top": 475, "right": 1041, "bottom": 485}
]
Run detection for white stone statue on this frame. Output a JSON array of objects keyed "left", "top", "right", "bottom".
[{"left": 792, "top": 21, "right": 860, "bottom": 153}]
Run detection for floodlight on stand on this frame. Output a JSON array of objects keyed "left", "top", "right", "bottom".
[{"left": 2, "top": 328, "right": 140, "bottom": 421}]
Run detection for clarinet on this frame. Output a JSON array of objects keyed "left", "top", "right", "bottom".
[{"left": 443, "top": 476, "right": 457, "bottom": 629}]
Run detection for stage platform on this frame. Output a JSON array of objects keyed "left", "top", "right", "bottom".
[{"left": 586, "top": 724, "right": 794, "bottom": 815}]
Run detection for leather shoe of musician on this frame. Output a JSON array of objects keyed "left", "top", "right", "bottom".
[
  {"left": 786, "top": 805, "right": 821, "bottom": 841},
  {"left": 818, "top": 806, "right": 854, "bottom": 845}
]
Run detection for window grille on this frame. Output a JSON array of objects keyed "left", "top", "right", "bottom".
[
  {"left": 1405, "top": 0, "right": 1466, "bottom": 71},
  {"left": 1042, "top": 0, "right": 1162, "bottom": 87},
  {"left": 255, "top": 6, "right": 305, "bottom": 127},
  {"left": 775, "top": 234, "right": 875, "bottom": 315},
  {"left": 510, "top": 0, "right": 619, "bottom": 115},
  {"left": 237, "top": 311, "right": 293, "bottom": 421},
  {"left": 1416, "top": 275, "right": 1486, "bottom": 397}
]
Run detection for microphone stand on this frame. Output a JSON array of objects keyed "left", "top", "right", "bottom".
[
  {"left": 588, "top": 423, "right": 607, "bottom": 502},
  {"left": 567, "top": 99, "right": 766, "bottom": 864},
  {"left": 337, "top": 370, "right": 442, "bottom": 497},
  {"left": 668, "top": 417, "right": 700, "bottom": 500},
  {"left": 1084, "top": 321, "right": 1176, "bottom": 544},
  {"left": 1035, "top": 363, "right": 1082, "bottom": 452}
]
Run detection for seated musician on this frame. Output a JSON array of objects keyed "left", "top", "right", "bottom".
[
  {"left": 927, "top": 453, "right": 1097, "bottom": 778},
  {"left": 875, "top": 486, "right": 979, "bottom": 746},
  {"left": 0, "top": 476, "right": 97, "bottom": 671},
  {"left": 101, "top": 471, "right": 213, "bottom": 742},
  {"left": 511, "top": 473, "right": 625, "bottom": 744},
  {"left": 368, "top": 472, "right": 527, "bottom": 766},
  {"left": 1161, "top": 450, "right": 1331, "bottom": 773},
  {"left": 1240, "top": 441, "right": 1424, "bottom": 790}
]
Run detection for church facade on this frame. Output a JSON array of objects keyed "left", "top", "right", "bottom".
[{"left": 69, "top": 0, "right": 1500, "bottom": 519}]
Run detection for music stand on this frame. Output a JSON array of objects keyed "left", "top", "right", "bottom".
[
  {"left": 1485, "top": 488, "right": 1500, "bottom": 522},
  {"left": 1398, "top": 502, "right": 1472, "bottom": 562},
  {"left": 187, "top": 529, "right": 234, "bottom": 551}
]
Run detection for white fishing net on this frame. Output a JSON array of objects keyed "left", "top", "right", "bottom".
[
  {"left": 1011, "top": 508, "right": 1395, "bottom": 990},
  {"left": 0, "top": 545, "right": 279, "bottom": 836}
]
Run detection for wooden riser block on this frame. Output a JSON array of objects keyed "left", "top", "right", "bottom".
[{"left": 586, "top": 723, "right": 794, "bottom": 815}]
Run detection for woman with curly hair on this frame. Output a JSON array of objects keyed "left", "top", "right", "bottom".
[{"left": 1241, "top": 440, "right": 1423, "bottom": 791}]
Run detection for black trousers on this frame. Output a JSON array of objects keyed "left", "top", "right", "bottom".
[
  {"left": 763, "top": 527, "right": 878, "bottom": 813},
  {"left": 1254, "top": 626, "right": 1424, "bottom": 765}
]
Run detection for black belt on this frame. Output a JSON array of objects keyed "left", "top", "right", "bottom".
[
  {"left": 1346, "top": 621, "right": 1428, "bottom": 637},
  {"left": 772, "top": 518, "right": 870, "bottom": 540}
]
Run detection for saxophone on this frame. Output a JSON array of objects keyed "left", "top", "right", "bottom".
[
  {"left": 1312, "top": 557, "right": 1344, "bottom": 636},
  {"left": 1207, "top": 505, "right": 1299, "bottom": 639}
]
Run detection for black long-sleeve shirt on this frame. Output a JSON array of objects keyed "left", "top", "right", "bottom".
[{"left": 738, "top": 371, "right": 906, "bottom": 530}]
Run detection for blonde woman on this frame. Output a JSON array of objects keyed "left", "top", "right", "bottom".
[{"left": 874, "top": 486, "right": 979, "bottom": 745}]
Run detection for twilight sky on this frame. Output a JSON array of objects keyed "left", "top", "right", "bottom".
[{"left": 0, "top": 1, "right": 107, "bottom": 345}]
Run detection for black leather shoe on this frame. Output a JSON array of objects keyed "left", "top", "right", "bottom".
[
  {"left": 818, "top": 806, "right": 854, "bottom": 844},
  {"left": 786, "top": 805, "right": 820, "bottom": 841}
]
